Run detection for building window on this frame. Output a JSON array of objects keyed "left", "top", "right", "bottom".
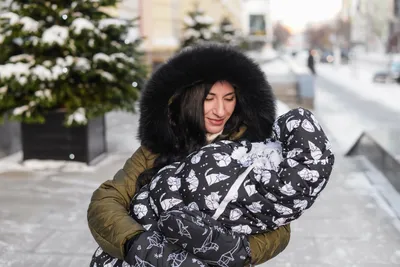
[
  {"left": 395, "top": 0, "right": 400, "bottom": 16},
  {"left": 249, "top": 14, "right": 266, "bottom": 36}
]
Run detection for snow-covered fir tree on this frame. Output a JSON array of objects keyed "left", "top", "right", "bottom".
[
  {"left": 217, "top": 17, "right": 245, "bottom": 48},
  {"left": 181, "top": 5, "right": 217, "bottom": 48},
  {"left": 218, "top": 17, "right": 236, "bottom": 44},
  {"left": 0, "top": 0, "right": 147, "bottom": 125}
]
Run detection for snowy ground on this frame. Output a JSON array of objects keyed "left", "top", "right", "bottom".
[
  {"left": 317, "top": 63, "right": 400, "bottom": 113},
  {"left": 262, "top": 54, "right": 400, "bottom": 267},
  {"left": 296, "top": 57, "right": 400, "bottom": 224},
  {"left": 317, "top": 62, "right": 400, "bottom": 145},
  {"left": 247, "top": 45, "right": 279, "bottom": 63},
  {"left": 292, "top": 52, "right": 400, "bottom": 153},
  {"left": 261, "top": 58, "right": 297, "bottom": 84}
]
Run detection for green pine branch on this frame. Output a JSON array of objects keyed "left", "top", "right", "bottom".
[{"left": 0, "top": 0, "right": 147, "bottom": 126}]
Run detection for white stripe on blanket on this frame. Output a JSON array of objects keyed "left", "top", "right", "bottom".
[{"left": 212, "top": 164, "right": 255, "bottom": 220}]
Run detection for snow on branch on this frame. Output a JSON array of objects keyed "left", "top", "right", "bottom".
[
  {"left": 98, "top": 18, "right": 127, "bottom": 30},
  {"left": 71, "top": 18, "right": 95, "bottom": 34},
  {"left": 0, "top": 12, "right": 19, "bottom": 25},
  {"left": 42, "top": 25, "right": 69, "bottom": 46},
  {"left": 19, "top": 17, "right": 40, "bottom": 33}
]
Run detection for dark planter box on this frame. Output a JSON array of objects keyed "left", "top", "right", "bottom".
[
  {"left": 0, "top": 115, "right": 21, "bottom": 158},
  {"left": 21, "top": 111, "right": 106, "bottom": 164}
]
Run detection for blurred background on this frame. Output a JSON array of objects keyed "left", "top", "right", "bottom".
[{"left": 0, "top": 0, "right": 400, "bottom": 266}]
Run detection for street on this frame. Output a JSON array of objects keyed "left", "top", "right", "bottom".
[
  {"left": 290, "top": 53, "right": 400, "bottom": 153},
  {"left": 316, "top": 75, "right": 399, "bottom": 150},
  {"left": 317, "top": 73, "right": 400, "bottom": 126}
]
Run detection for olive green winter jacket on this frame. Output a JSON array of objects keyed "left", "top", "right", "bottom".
[{"left": 87, "top": 145, "right": 291, "bottom": 266}]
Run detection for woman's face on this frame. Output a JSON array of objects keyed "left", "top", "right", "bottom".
[{"left": 204, "top": 81, "right": 236, "bottom": 134}]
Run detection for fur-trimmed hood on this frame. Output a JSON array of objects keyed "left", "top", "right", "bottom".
[{"left": 138, "top": 44, "right": 276, "bottom": 154}]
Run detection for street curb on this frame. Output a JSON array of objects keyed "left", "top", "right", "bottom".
[{"left": 355, "top": 156, "right": 400, "bottom": 220}]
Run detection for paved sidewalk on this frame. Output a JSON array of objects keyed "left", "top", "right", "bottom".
[
  {"left": 262, "top": 71, "right": 400, "bottom": 266},
  {"left": 2, "top": 110, "right": 400, "bottom": 267},
  {"left": 0, "top": 111, "right": 140, "bottom": 267},
  {"left": 265, "top": 155, "right": 400, "bottom": 266}
]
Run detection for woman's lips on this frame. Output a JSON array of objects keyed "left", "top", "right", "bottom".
[{"left": 208, "top": 118, "right": 224, "bottom": 126}]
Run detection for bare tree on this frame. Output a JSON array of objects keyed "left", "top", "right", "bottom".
[
  {"left": 305, "top": 24, "right": 335, "bottom": 50},
  {"left": 272, "top": 21, "right": 291, "bottom": 49}
]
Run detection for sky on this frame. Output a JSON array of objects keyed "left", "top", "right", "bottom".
[{"left": 270, "top": 0, "right": 343, "bottom": 32}]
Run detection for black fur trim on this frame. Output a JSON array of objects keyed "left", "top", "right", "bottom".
[{"left": 138, "top": 43, "right": 276, "bottom": 154}]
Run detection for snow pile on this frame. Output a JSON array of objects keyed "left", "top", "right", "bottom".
[
  {"left": 260, "top": 46, "right": 279, "bottom": 61},
  {"left": 0, "top": 153, "right": 96, "bottom": 173},
  {"left": 67, "top": 107, "right": 87, "bottom": 125},
  {"left": 354, "top": 52, "right": 390, "bottom": 66}
]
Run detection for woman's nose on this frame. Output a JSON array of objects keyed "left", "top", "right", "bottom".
[{"left": 213, "top": 101, "right": 225, "bottom": 117}]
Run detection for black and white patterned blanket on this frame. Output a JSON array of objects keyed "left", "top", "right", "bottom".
[{"left": 90, "top": 108, "right": 335, "bottom": 267}]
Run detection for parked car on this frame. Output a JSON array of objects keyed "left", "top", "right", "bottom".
[
  {"left": 373, "top": 59, "right": 400, "bottom": 83},
  {"left": 320, "top": 51, "right": 334, "bottom": 63}
]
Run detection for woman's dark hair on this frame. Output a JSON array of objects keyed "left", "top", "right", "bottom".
[
  {"left": 136, "top": 81, "right": 243, "bottom": 191},
  {"left": 222, "top": 86, "right": 242, "bottom": 137}
]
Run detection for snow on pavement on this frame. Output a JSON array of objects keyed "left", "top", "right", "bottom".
[
  {"left": 296, "top": 51, "right": 400, "bottom": 111},
  {"left": 314, "top": 85, "right": 365, "bottom": 153},
  {"left": 315, "top": 62, "right": 400, "bottom": 113},
  {"left": 292, "top": 53, "right": 400, "bottom": 153}
]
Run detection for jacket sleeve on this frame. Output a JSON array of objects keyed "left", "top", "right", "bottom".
[
  {"left": 248, "top": 108, "right": 334, "bottom": 265},
  {"left": 158, "top": 207, "right": 290, "bottom": 266},
  {"left": 87, "top": 146, "right": 155, "bottom": 259},
  {"left": 247, "top": 224, "right": 291, "bottom": 265},
  {"left": 124, "top": 231, "right": 209, "bottom": 266},
  {"left": 158, "top": 207, "right": 251, "bottom": 267}
]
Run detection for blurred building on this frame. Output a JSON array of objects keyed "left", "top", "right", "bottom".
[
  {"left": 388, "top": 0, "right": 400, "bottom": 52},
  {"left": 340, "top": 0, "right": 352, "bottom": 21},
  {"left": 0, "top": 0, "right": 11, "bottom": 7},
  {"left": 242, "top": 0, "right": 273, "bottom": 45},
  {"left": 347, "top": 0, "right": 391, "bottom": 53},
  {"left": 112, "top": 0, "right": 242, "bottom": 70},
  {"left": 338, "top": 0, "right": 352, "bottom": 45}
]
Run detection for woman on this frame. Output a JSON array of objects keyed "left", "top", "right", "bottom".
[{"left": 87, "top": 44, "right": 291, "bottom": 266}]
